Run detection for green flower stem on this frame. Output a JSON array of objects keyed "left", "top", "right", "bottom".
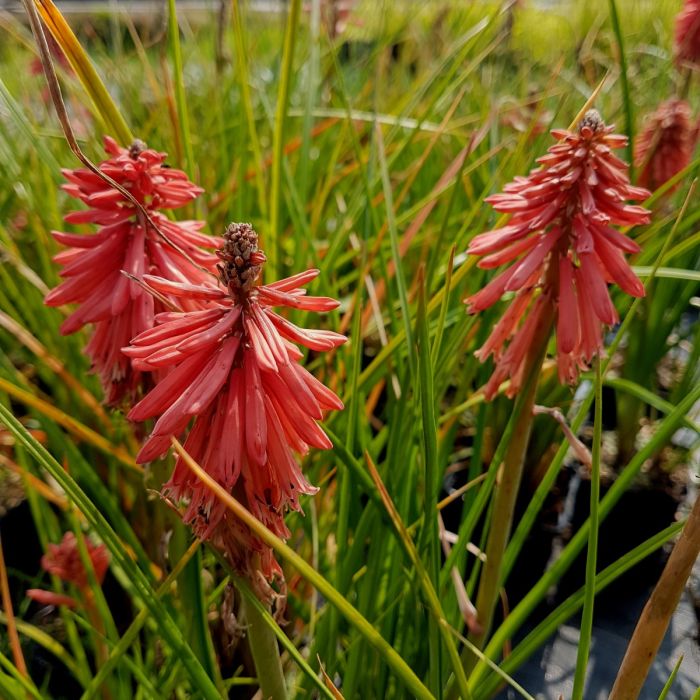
[
  {"left": 241, "top": 593, "right": 288, "bottom": 700},
  {"left": 465, "top": 304, "right": 554, "bottom": 664},
  {"left": 172, "top": 438, "right": 434, "bottom": 700},
  {"left": 609, "top": 486, "right": 700, "bottom": 700},
  {"left": 572, "top": 357, "right": 603, "bottom": 699}
]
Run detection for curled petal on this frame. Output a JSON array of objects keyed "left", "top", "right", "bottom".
[
  {"left": 26, "top": 589, "right": 78, "bottom": 609},
  {"left": 267, "top": 268, "right": 320, "bottom": 292},
  {"left": 143, "top": 275, "right": 226, "bottom": 300},
  {"left": 258, "top": 285, "right": 340, "bottom": 312}
]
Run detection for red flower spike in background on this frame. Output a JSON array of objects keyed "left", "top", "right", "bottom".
[
  {"left": 634, "top": 99, "right": 696, "bottom": 192},
  {"left": 27, "top": 532, "right": 109, "bottom": 609},
  {"left": 45, "top": 136, "right": 221, "bottom": 405},
  {"left": 675, "top": 0, "right": 700, "bottom": 67},
  {"left": 126, "top": 223, "right": 346, "bottom": 603},
  {"left": 465, "top": 110, "right": 650, "bottom": 400}
]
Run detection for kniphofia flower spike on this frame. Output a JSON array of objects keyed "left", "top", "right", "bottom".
[
  {"left": 127, "top": 223, "right": 345, "bottom": 601},
  {"left": 634, "top": 99, "right": 696, "bottom": 192},
  {"left": 675, "top": 0, "right": 700, "bottom": 67},
  {"left": 465, "top": 110, "right": 650, "bottom": 399},
  {"left": 45, "top": 137, "right": 220, "bottom": 404},
  {"left": 27, "top": 532, "right": 109, "bottom": 609}
]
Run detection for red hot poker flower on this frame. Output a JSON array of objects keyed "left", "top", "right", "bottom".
[
  {"left": 465, "top": 110, "right": 649, "bottom": 399},
  {"left": 126, "top": 223, "right": 345, "bottom": 602},
  {"left": 634, "top": 99, "right": 696, "bottom": 192},
  {"left": 675, "top": 0, "right": 700, "bottom": 66},
  {"left": 27, "top": 532, "right": 109, "bottom": 609},
  {"left": 45, "top": 136, "right": 221, "bottom": 405}
]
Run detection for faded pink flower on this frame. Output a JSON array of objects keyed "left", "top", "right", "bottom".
[
  {"left": 634, "top": 99, "right": 696, "bottom": 192},
  {"left": 45, "top": 136, "right": 221, "bottom": 405},
  {"left": 126, "top": 223, "right": 345, "bottom": 602},
  {"left": 27, "top": 532, "right": 109, "bottom": 609},
  {"left": 465, "top": 110, "right": 649, "bottom": 399},
  {"left": 675, "top": 0, "right": 700, "bottom": 66},
  {"left": 304, "top": 0, "right": 362, "bottom": 39}
]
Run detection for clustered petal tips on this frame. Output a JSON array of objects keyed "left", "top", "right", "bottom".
[
  {"left": 127, "top": 223, "right": 346, "bottom": 603},
  {"left": 44, "top": 136, "right": 221, "bottom": 405},
  {"left": 465, "top": 110, "right": 650, "bottom": 400},
  {"left": 634, "top": 99, "right": 697, "bottom": 192},
  {"left": 675, "top": 0, "right": 700, "bottom": 67},
  {"left": 26, "top": 532, "right": 109, "bottom": 609}
]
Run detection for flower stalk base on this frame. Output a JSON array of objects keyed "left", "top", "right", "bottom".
[
  {"left": 464, "top": 303, "right": 554, "bottom": 675},
  {"left": 242, "top": 593, "right": 288, "bottom": 700}
]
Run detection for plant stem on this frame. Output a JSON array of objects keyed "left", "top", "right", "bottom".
[
  {"left": 572, "top": 357, "right": 603, "bottom": 700},
  {"left": 609, "top": 489, "right": 700, "bottom": 700},
  {"left": 0, "top": 533, "right": 27, "bottom": 679},
  {"left": 241, "top": 593, "right": 288, "bottom": 700},
  {"left": 83, "top": 593, "right": 114, "bottom": 700},
  {"left": 173, "top": 438, "right": 434, "bottom": 700},
  {"left": 466, "top": 304, "right": 554, "bottom": 660}
]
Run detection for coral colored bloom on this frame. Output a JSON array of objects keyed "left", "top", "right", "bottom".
[
  {"left": 465, "top": 110, "right": 649, "bottom": 399},
  {"left": 27, "top": 532, "right": 109, "bottom": 609},
  {"left": 127, "top": 223, "right": 345, "bottom": 602},
  {"left": 45, "top": 137, "right": 220, "bottom": 404},
  {"left": 675, "top": 0, "right": 700, "bottom": 66},
  {"left": 634, "top": 99, "right": 696, "bottom": 192}
]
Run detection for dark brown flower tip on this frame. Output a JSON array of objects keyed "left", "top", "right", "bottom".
[
  {"left": 217, "top": 222, "right": 266, "bottom": 294},
  {"left": 128, "top": 139, "right": 148, "bottom": 159},
  {"left": 578, "top": 109, "right": 604, "bottom": 135}
]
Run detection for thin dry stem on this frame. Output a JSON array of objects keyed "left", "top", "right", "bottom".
[
  {"left": 609, "top": 494, "right": 700, "bottom": 700},
  {"left": 0, "top": 532, "right": 28, "bottom": 679}
]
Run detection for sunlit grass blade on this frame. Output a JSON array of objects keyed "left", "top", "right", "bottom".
[
  {"left": 0, "top": 377, "right": 139, "bottom": 472},
  {"left": 166, "top": 0, "right": 195, "bottom": 178},
  {"left": 415, "top": 271, "right": 443, "bottom": 694},
  {"left": 604, "top": 376, "right": 700, "bottom": 433},
  {"left": 31, "top": 0, "right": 133, "bottom": 144},
  {"left": 269, "top": 0, "right": 302, "bottom": 278},
  {"left": 171, "top": 437, "right": 435, "bottom": 700},
  {"left": 230, "top": 0, "right": 267, "bottom": 218},
  {"left": 0, "top": 310, "right": 111, "bottom": 432},
  {"left": 658, "top": 655, "right": 684, "bottom": 700},
  {"left": 607, "top": 0, "right": 633, "bottom": 165},
  {"left": 363, "top": 449, "right": 471, "bottom": 699}
]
